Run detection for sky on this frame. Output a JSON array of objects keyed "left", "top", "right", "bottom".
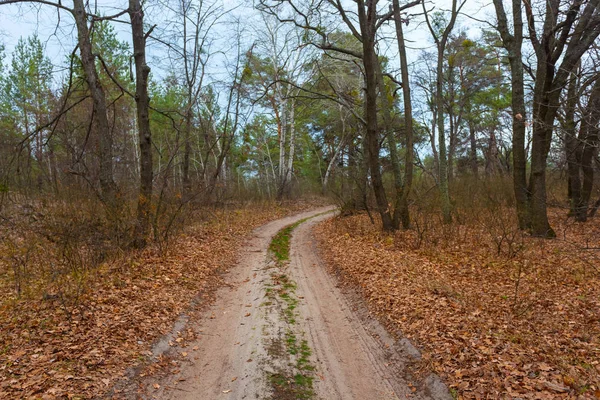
[{"left": 0, "top": 0, "right": 495, "bottom": 87}]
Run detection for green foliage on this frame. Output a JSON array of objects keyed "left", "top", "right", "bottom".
[
  {"left": 92, "top": 21, "right": 130, "bottom": 83},
  {"left": 8, "top": 35, "right": 53, "bottom": 127}
]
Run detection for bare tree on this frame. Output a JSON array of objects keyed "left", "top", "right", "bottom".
[
  {"left": 129, "top": 0, "right": 155, "bottom": 247},
  {"left": 423, "top": 0, "right": 467, "bottom": 224},
  {"left": 392, "top": 0, "right": 416, "bottom": 229},
  {"left": 158, "top": 0, "right": 223, "bottom": 196},
  {"left": 566, "top": 70, "right": 600, "bottom": 221},
  {"left": 493, "top": 0, "right": 529, "bottom": 230}
]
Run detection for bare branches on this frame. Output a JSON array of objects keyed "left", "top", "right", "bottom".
[
  {"left": 0, "top": 0, "right": 71, "bottom": 13},
  {"left": 257, "top": 0, "right": 363, "bottom": 58}
]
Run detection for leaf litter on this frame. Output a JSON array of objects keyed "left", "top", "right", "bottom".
[
  {"left": 314, "top": 209, "right": 600, "bottom": 399},
  {"left": 0, "top": 200, "right": 323, "bottom": 399}
]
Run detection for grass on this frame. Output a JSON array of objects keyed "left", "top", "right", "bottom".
[
  {"left": 269, "top": 371, "right": 315, "bottom": 400},
  {"left": 269, "top": 211, "right": 331, "bottom": 262},
  {"left": 269, "top": 218, "right": 309, "bottom": 262},
  {"left": 264, "top": 215, "right": 324, "bottom": 399}
]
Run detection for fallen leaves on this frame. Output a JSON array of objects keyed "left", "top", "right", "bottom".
[
  {"left": 315, "top": 209, "right": 600, "bottom": 399},
  {"left": 0, "top": 201, "right": 323, "bottom": 399}
]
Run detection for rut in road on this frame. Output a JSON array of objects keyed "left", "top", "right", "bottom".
[{"left": 147, "top": 207, "right": 450, "bottom": 400}]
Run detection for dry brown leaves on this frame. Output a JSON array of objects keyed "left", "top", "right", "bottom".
[
  {"left": 0, "top": 200, "right": 320, "bottom": 399},
  {"left": 315, "top": 209, "right": 600, "bottom": 399}
]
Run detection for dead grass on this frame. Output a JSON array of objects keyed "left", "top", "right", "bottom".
[{"left": 315, "top": 208, "right": 600, "bottom": 399}]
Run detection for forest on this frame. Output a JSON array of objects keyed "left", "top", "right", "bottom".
[{"left": 0, "top": 0, "right": 599, "bottom": 398}]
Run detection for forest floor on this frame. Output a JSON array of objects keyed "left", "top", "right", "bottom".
[
  {"left": 126, "top": 207, "right": 449, "bottom": 400},
  {"left": 315, "top": 209, "right": 600, "bottom": 399},
  {"left": 0, "top": 200, "right": 327, "bottom": 399},
  {"left": 3, "top": 201, "right": 598, "bottom": 399}
]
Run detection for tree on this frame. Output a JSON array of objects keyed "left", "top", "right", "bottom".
[
  {"left": 285, "top": 31, "right": 362, "bottom": 198},
  {"left": 525, "top": 0, "right": 600, "bottom": 237},
  {"left": 423, "top": 0, "right": 466, "bottom": 224},
  {"left": 565, "top": 67, "right": 600, "bottom": 221},
  {"left": 245, "top": 13, "right": 310, "bottom": 199},
  {"left": 443, "top": 32, "right": 509, "bottom": 178},
  {"left": 258, "top": 0, "right": 419, "bottom": 230},
  {"left": 159, "top": 0, "right": 223, "bottom": 196},
  {"left": 72, "top": 0, "right": 121, "bottom": 204},
  {"left": 492, "top": 0, "right": 529, "bottom": 230},
  {"left": 393, "top": 0, "right": 415, "bottom": 229},
  {"left": 129, "top": 0, "right": 155, "bottom": 248},
  {"left": 7, "top": 35, "right": 53, "bottom": 190},
  {"left": 0, "top": 0, "right": 126, "bottom": 205}
]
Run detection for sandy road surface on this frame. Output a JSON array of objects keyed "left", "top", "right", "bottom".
[{"left": 145, "top": 207, "right": 449, "bottom": 400}]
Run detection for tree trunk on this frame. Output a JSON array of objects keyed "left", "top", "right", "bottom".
[
  {"left": 393, "top": 0, "right": 414, "bottom": 229},
  {"left": 468, "top": 120, "right": 478, "bottom": 176},
  {"left": 322, "top": 110, "right": 346, "bottom": 193},
  {"left": 579, "top": 77, "right": 600, "bottom": 214},
  {"left": 374, "top": 60, "right": 402, "bottom": 230},
  {"left": 578, "top": 77, "right": 600, "bottom": 219},
  {"left": 322, "top": 140, "right": 344, "bottom": 192},
  {"left": 486, "top": 129, "right": 500, "bottom": 175},
  {"left": 72, "top": 0, "right": 118, "bottom": 205},
  {"left": 564, "top": 72, "right": 582, "bottom": 218},
  {"left": 493, "top": 0, "right": 530, "bottom": 230},
  {"left": 526, "top": 0, "right": 600, "bottom": 236},
  {"left": 182, "top": 102, "right": 192, "bottom": 196},
  {"left": 130, "top": 0, "right": 154, "bottom": 247},
  {"left": 285, "top": 98, "right": 296, "bottom": 193},
  {"left": 436, "top": 53, "right": 452, "bottom": 224},
  {"left": 276, "top": 97, "right": 287, "bottom": 200},
  {"left": 358, "top": 0, "right": 393, "bottom": 231},
  {"left": 425, "top": 0, "right": 460, "bottom": 224}
]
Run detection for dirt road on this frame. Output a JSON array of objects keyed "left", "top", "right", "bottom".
[{"left": 145, "top": 207, "right": 450, "bottom": 400}]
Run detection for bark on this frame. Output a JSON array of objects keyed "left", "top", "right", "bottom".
[
  {"left": 577, "top": 77, "right": 600, "bottom": 220},
  {"left": 358, "top": 0, "right": 393, "bottom": 231},
  {"left": 285, "top": 98, "right": 296, "bottom": 191},
  {"left": 526, "top": 0, "right": 600, "bottom": 237},
  {"left": 322, "top": 139, "right": 345, "bottom": 192},
  {"left": 425, "top": 0, "right": 461, "bottom": 224},
  {"left": 276, "top": 96, "right": 288, "bottom": 200},
  {"left": 374, "top": 60, "right": 402, "bottom": 230},
  {"left": 468, "top": 120, "right": 478, "bottom": 176},
  {"left": 564, "top": 72, "right": 581, "bottom": 218},
  {"left": 485, "top": 129, "right": 500, "bottom": 175},
  {"left": 322, "top": 107, "right": 347, "bottom": 193},
  {"left": 493, "top": 0, "right": 530, "bottom": 230},
  {"left": 446, "top": 63, "right": 456, "bottom": 183},
  {"left": 580, "top": 80, "right": 600, "bottom": 215},
  {"left": 182, "top": 104, "right": 192, "bottom": 195},
  {"left": 393, "top": 0, "right": 414, "bottom": 229},
  {"left": 72, "top": 0, "right": 117, "bottom": 205},
  {"left": 436, "top": 49, "right": 452, "bottom": 224},
  {"left": 130, "top": 0, "right": 154, "bottom": 248}
]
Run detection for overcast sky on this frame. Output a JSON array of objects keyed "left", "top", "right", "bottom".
[{"left": 0, "top": 0, "right": 495, "bottom": 86}]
